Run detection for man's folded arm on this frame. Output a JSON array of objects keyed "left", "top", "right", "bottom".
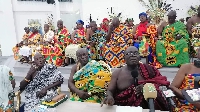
[{"left": 68, "top": 65, "right": 81, "bottom": 93}]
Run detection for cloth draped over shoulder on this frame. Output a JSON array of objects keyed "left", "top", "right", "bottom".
[
  {"left": 70, "top": 60, "right": 112, "bottom": 103},
  {"left": 0, "top": 65, "right": 14, "bottom": 112},
  {"left": 114, "top": 63, "right": 170, "bottom": 111},
  {"left": 104, "top": 24, "right": 133, "bottom": 68},
  {"left": 156, "top": 21, "right": 189, "bottom": 67},
  {"left": 24, "top": 63, "right": 64, "bottom": 111}
]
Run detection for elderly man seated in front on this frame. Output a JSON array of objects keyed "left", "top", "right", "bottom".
[
  {"left": 68, "top": 48, "right": 111, "bottom": 103},
  {"left": 102, "top": 46, "right": 170, "bottom": 111},
  {"left": 19, "top": 53, "right": 64, "bottom": 111}
]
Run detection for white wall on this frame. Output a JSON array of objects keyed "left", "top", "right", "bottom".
[
  {"left": 0, "top": 0, "right": 82, "bottom": 56},
  {"left": 81, "top": 0, "right": 200, "bottom": 25}
]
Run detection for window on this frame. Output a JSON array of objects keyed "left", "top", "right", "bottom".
[{"left": 17, "top": 0, "right": 72, "bottom": 2}]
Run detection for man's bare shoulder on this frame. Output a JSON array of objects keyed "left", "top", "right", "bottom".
[
  {"left": 112, "top": 68, "right": 122, "bottom": 76},
  {"left": 179, "top": 63, "right": 192, "bottom": 71},
  {"left": 71, "top": 64, "right": 78, "bottom": 71}
]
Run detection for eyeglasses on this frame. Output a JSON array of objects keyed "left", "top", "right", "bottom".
[{"left": 125, "top": 52, "right": 140, "bottom": 56}]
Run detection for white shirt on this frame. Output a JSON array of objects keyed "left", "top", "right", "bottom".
[{"left": 44, "top": 30, "right": 54, "bottom": 42}]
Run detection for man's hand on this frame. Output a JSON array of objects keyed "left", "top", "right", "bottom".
[
  {"left": 134, "top": 84, "right": 144, "bottom": 96},
  {"left": 101, "top": 95, "right": 115, "bottom": 107},
  {"left": 36, "top": 88, "right": 47, "bottom": 98},
  {"left": 77, "top": 90, "right": 90, "bottom": 100}
]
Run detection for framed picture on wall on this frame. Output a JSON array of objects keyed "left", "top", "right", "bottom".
[{"left": 28, "top": 19, "right": 43, "bottom": 35}]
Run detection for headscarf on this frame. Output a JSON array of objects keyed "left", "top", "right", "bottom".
[
  {"left": 0, "top": 65, "right": 13, "bottom": 106},
  {"left": 103, "top": 18, "right": 109, "bottom": 23},
  {"left": 139, "top": 12, "right": 147, "bottom": 18},
  {"left": 76, "top": 20, "right": 84, "bottom": 25},
  {"left": 127, "top": 18, "right": 134, "bottom": 22}
]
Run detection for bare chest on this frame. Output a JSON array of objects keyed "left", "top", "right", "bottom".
[{"left": 116, "top": 71, "right": 144, "bottom": 91}]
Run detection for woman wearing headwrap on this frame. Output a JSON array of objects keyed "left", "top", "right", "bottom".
[
  {"left": 133, "top": 12, "right": 162, "bottom": 69},
  {"left": 0, "top": 65, "right": 15, "bottom": 112},
  {"left": 65, "top": 20, "right": 87, "bottom": 64}
]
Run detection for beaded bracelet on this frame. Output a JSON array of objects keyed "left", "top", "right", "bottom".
[{"left": 24, "top": 78, "right": 30, "bottom": 82}]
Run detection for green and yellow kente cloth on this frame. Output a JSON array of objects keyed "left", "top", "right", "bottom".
[
  {"left": 70, "top": 60, "right": 111, "bottom": 103},
  {"left": 156, "top": 21, "right": 189, "bottom": 67}
]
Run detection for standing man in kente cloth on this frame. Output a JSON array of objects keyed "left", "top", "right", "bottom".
[
  {"left": 104, "top": 17, "right": 133, "bottom": 68},
  {"left": 86, "top": 21, "right": 106, "bottom": 61},
  {"left": 187, "top": 5, "right": 200, "bottom": 57},
  {"left": 156, "top": 11, "right": 189, "bottom": 67}
]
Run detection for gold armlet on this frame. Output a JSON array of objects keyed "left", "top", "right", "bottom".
[{"left": 24, "top": 78, "right": 30, "bottom": 82}]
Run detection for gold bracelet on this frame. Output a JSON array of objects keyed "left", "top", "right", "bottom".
[{"left": 24, "top": 78, "right": 30, "bottom": 82}]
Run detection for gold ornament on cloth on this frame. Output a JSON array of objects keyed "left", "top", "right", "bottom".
[
  {"left": 44, "top": 14, "right": 55, "bottom": 31},
  {"left": 138, "top": 0, "right": 173, "bottom": 25}
]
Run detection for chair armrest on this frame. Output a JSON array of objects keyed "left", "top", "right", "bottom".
[{"left": 15, "top": 91, "right": 21, "bottom": 112}]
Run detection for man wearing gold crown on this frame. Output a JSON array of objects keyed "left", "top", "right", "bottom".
[{"left": 156, "top": 11, "right": 189, "bottom": 67}]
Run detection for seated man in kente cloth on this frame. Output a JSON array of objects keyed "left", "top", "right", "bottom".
[
  {"left": 104, "top": 17, "right": 133, "bottom": 68},
  {"left": 187, "top": 6, "right": 200, "bottom": 57},
  {"left": 133, "top": 12, "right": 162, "bottom": 68},
  {"left": 69, "top": 48, "right": 111, "bottom": 103},
  {"left": 103, "top": 46, "right": 170, "bottom": 111},
  {"left": 86, "top": 21, "right": 106, "bottom": 61},
  {"left": 19, "top": 53, "right": 64, "bottom": 111},
  {"left": 156, "top": 10, "right": 189, "bottom": 67}
]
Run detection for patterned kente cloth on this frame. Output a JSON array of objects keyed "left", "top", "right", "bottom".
[
  {"left": 114, "top": 63, "right": 170, "bottom": 111},
  {"left": 0, "top": 66, "right": 15, "bottom": 112},
  {"left": 104, "top": 24, "right": 133, "bottom": 68},
  {"left": 52, "top": 27, "right": 71, "bottom": 66},
  {"left": 87, "top": 29, "right": 106, "bottom": 60},
  {"left": 174, "top": 72, "right": 200, "bottom": 111},
  {"left": 191, "top": 23, "right": 200, "bottom": 56},
  {"left": 134, "top": 22, "right": 162, "bottom": 68},
  {"left": 65, "top": 27, "right": 87, "bottom": 61},
  {"left": 156, "top": 21, "right": 189, "bottom": 67},
  {"left": 70, "top": 60, "right": 111, "bottom": 103},
  {"left": 24, "top": 63, "right": 64, "bottom": 111}
]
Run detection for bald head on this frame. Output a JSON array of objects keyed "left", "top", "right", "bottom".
[
  {"left": 44, "top": 24, "right": 49, "bottom": 32},
  {"left": 34, "top": 53, "right": 45, "bottom": 67},
  {"left": 57, "top": 20, "right": 63, "bottom": 30},
  {"left": 125, "top": 46, "right": 138, "bottom": 54},
  {"left": 124, "top": 46, "right": 140, "bottom": 66},
  {"left": 167, "top": 11, "right": 176, "bottom": 24},
  {"left": 112, "top": 17, "right": 120, "bottom": 28},
  {"left": 167, "top": 10, "right": 176, "bottom": 17},
  {"left": 76, "top": 48, "right": 87, "bottom": 55},
  {"left": 76, "top": 48, "right": 89, "bottom": 65}
]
